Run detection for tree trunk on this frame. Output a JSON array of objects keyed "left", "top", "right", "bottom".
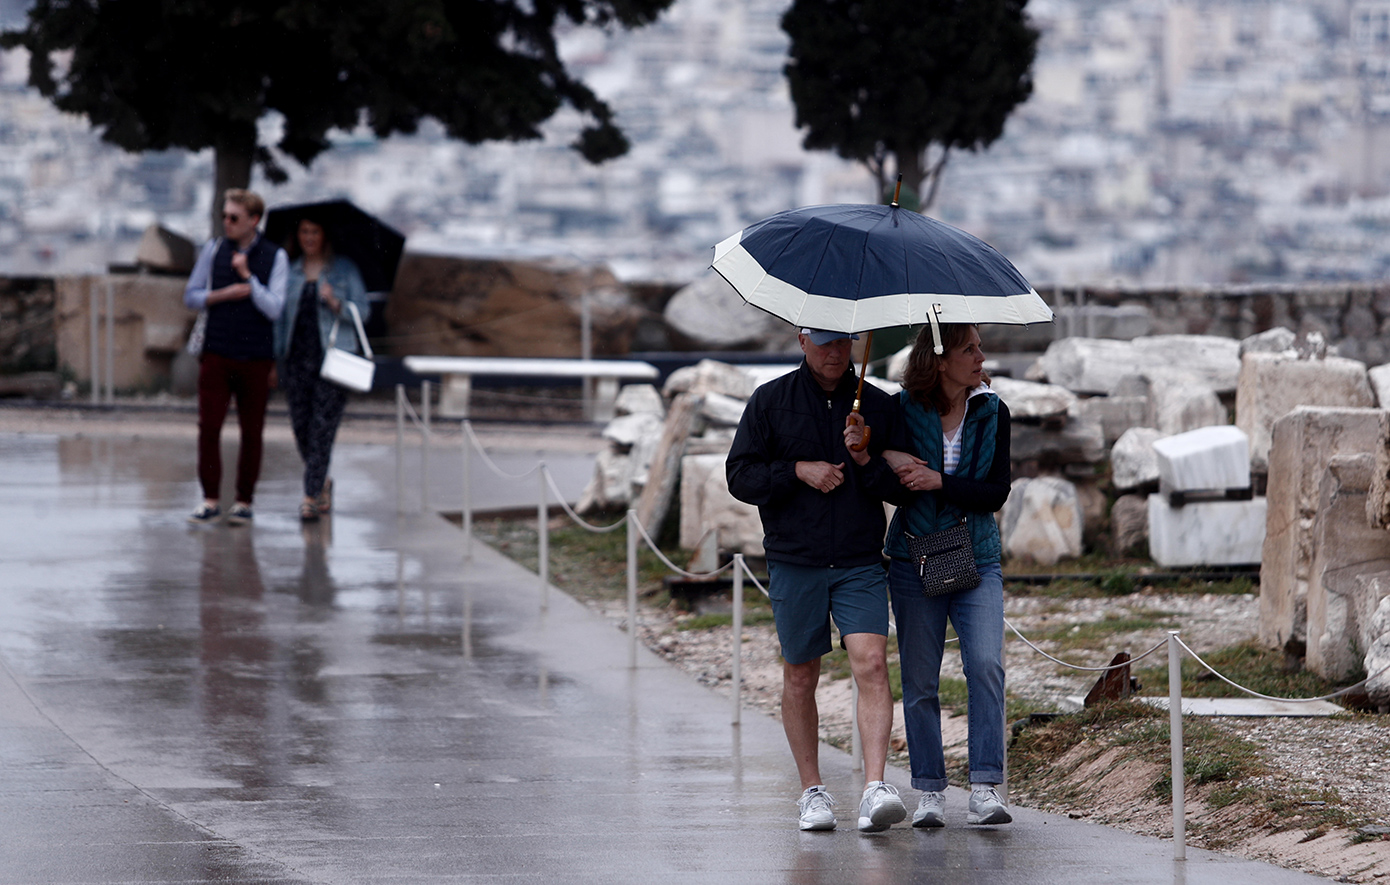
[
  {"left": 212, "top": 128, "right": 255, "bottom": 238},
  {"left": 893, "top": 148, "right": 952, "bottom": 213}
]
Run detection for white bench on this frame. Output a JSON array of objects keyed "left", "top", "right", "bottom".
[{"left": 402, "top": 356, "right": 660, "bottom": 421}]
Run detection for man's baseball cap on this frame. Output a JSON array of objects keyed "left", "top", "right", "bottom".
[{"left": 801, "top": 328, "right": 860, "bottom": 346}]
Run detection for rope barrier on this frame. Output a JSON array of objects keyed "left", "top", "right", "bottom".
[
  {"left": 629, "top": 511, "right": 735, "bottom": 579},
  {"left": 1172, "top": 634, "right": 1390, "bottom": 704},
  {"left": 399, "top": 395, "right": 427, "bottom": 432},
  {"left": 463, "top": 421, "right": 541, "bottom": 480},
  {"left": 1004, "top": 618, "right": 1168, "bottom": 671},
  {"left": 541, "top": 467, "right": 628, "bottom": 534},
  {"left": 738, "top": 560, "right": 771, "bottom": 599}
]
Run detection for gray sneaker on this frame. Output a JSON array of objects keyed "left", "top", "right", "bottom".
[
  {"left": 912, "top": 790, "right": 946, "bottom": 828},
  {"left": 187, "top": 503, "right": 220, "bottom": 525},
  {"left": 858, "top": 781, "right": 906, "bottom": 832},
  {"left": 225, "top": 502, "right": 253, "bottom": 526},
  {"left": 798, "top": 785, "right": 836, "bottom": 831},
  {"left": 967, "top": 786, "right": 1012, "bottom": 825}
]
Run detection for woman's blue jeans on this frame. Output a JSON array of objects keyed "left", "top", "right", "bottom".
[{"left": 888, "top": 558, "right": 1006, "bottom": 791}]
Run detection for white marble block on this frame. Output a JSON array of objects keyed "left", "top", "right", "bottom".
[
  {"left": 990, "top": 376, "right": 1077, "bottom": 422},
  {"left": 1147, "top": 496, "right": 1267, "bottom": 567},
  {"left": 679, "top": 453, "right": 763, "bottom": 556},
  {"left": 998, "top": 476, "right": 1084, "bottom": 566},
  {"left": 1234, "top": 351, "right": 1374, "bottom": 472},
  {"left": 1110, "top": 427, "right": 1162, "bottom": 491},
  {"left": 1371, "top": 363, "right": 1390, "bottom": 409},
  {"left": 1151, "top": 425, "right": 1250, "bottom": 493}
]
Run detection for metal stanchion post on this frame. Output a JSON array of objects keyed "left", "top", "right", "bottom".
[
  {"left": 1000, "top": 621, "right": 1009, "bottom": 804},
  {"left": 395, "top": 385, "right": 405, "bottom": 514},
  {"left": 581, "top": 291, "right": 593, "bottom": 420},
  {"left": 627, "top": 509, "right": 638, "bottom": 669},
  {"left": 1168, "top": 631, "right": 1187, "bottom": 861},
  {"left": 732, "top": 554, "right": 744, "bottom": 726},
  {"left": 104, "top": 278, "right": 115, "bottom": 403},
  {"left": 89, "top": 287, "right": 99, "bottom": 404},
  {"left": 537, "top": 461, "right": 548, "bottom": 611},
  {"left": 421, "top": 380, "right": 431, "bottom": 512},
  {"left": 461, "top": 420, "right": 473, "bottom": 562}
]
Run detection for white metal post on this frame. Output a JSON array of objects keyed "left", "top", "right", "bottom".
[
  {"left": 461, "top": 420, "right": 473, "bottom": 562},
  {"left": 420, "top": 380, "right": 431, "bottom": 512},
  {"left": 627, "top": 509, "right": 638, "bottom": 669},
  {"left": 1000, "top": 621, "right": 1009, "bottom": 803},
  {"left": 395, "top": 385, "right": 405, "bottom": 514},
  {"left": 104, "top": 278, "right": 115, "bottom": 403},
  {"left": 732, "top": 554, "right": 744, "bottom": 726},
  {"left": 580, "top": 291, "right": 593, "bottom": 420},
  {"left": 1168, "top": 631, "right": 1187, "bottom": 861},
  {"left": 537, "top": 461, "right": 548, "bottom": 611},
  {"left": 89, "top": 287, "right": 99, "bottom": 404}
]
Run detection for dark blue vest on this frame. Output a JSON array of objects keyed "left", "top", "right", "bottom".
[{"left": 204, "top": 235, "right": 279, "bottom": 360}]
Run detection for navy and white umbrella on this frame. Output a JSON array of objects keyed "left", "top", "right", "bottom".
[{"left": 711, "top": 203, "right": 1053, "bottom": 353}]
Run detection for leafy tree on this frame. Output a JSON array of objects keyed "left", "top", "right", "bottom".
[
  {"left": 782, "top": 0, "right": 1039, "bottom": 210},
  {"left": 2, "top": 0, "right": 674, "bottom": 233}
]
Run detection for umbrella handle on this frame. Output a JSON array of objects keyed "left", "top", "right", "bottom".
[
  {"left": 847, "top": 410, "right": 871, "bottom": 452},
  {"left": 848, "top": 330, "right": 875, "bottom": 453}
]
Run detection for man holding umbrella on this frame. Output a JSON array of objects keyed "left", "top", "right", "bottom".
[{"left": 726, "top": 327, "right": 910, "bottom": 832}]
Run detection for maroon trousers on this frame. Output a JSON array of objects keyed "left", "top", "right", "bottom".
[{"left": 197, "top": 353, "right": 275, "bottom": 504}]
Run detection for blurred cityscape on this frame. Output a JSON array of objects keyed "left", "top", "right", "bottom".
[{"left": 4, "top": 0, "right": 1390, "bottom": 288}]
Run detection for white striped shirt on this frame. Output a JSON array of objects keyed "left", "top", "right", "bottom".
[{"left": 942, "top": 424, "right": 964, "bottom": 476}]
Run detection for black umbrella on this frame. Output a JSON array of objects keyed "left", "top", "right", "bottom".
[{"left": 264, "top": 199, "right": 406, "bottom": 294}]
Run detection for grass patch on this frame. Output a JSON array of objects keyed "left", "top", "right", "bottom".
[
  {"left": 1133, "top": 639, "right": 1357, "bottom": 700},
  {"left": 473, "top": 513, "right": 688, "bottom": 606},
  {"left": 1036, "top": 613, "right": 1180, "bottom": 649},
  {"left": 938, "top": 675, "right": 968, "bottom": 710},
  {"left": 1007, "top": 698, "right": 1359, "bottom": 838},
  {"left": 1004, "top": 554, "right": 1257, "bottom": 599},
  {"left": 677, "top": 610, "right": 775, "bottom": 631}
]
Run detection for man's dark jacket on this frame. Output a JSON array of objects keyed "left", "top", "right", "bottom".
[{"left": 726, "top": 361, "right": 908, "bottom": 568}]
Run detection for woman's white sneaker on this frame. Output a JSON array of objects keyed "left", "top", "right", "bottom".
[
  {"left": 967, "top": 786, "right": 1012, "bottom": 825},
  {"left": 912, "top": 791, "right": 946, "bottom": 827}
]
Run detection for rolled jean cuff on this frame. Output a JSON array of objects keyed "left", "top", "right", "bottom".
[
  {"left": 969, "top": 768, "right": 1005, "bottom": 786},
  {"left": 911, "top": 776, "right": 949, "bottom": 792}
]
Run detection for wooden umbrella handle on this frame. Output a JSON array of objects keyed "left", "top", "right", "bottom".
[
  {"left": 847, "top": 330, "right": 875, "bottom": 452},
  {"left": 847, "top": 411, "right": 871, "bottom": 452}
]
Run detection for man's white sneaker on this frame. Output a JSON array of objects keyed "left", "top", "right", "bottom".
[
  {"left": 912, "top": 790, "right": 946, "bottom": 828},
  {"left": 967, "top": 786, "right": 1012, "bottom": 825},
  {"left": 858, "top": 781, "right": 907, "bottom": 832},
  {"left": 798, "top": 785, "right": 837, "bottom": 831}
]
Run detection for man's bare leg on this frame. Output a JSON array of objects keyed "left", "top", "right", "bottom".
[
  {"left": 782, "top": 657, "right": 824, "bottom": 789},
  {"left": 843, "top": 631, "right": 892, "bottom": 786}
]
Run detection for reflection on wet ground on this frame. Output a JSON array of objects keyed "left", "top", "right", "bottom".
[{"left": 0, "top": 431, "right": 1332, "bottom": 884}]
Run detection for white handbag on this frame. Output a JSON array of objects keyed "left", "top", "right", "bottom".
[{"left": 320, "top": 302, "right": 375, "bottom": 392}]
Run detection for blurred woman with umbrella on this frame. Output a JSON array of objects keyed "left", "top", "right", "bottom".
[{"left": 273, "top": 214, "right": 370, "bottom": 522}]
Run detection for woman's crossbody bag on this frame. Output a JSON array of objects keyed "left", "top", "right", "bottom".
[
  {"left": 902, "top": 419, "right": 983, "bottom": 597},
  {"left": 320, "top": 302, "right": 375, "bottom": 392},
  {"left": 904, "top": 518, "right": 980, "bottom": 597}
]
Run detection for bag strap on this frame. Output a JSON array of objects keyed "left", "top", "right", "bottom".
[{"left": 328, "top": 302, "right": 373, "bottom": 358}]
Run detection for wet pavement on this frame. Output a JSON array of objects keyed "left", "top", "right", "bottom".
[{"left": 0, "top": 429, "right": 1334, "bottom": 884}]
